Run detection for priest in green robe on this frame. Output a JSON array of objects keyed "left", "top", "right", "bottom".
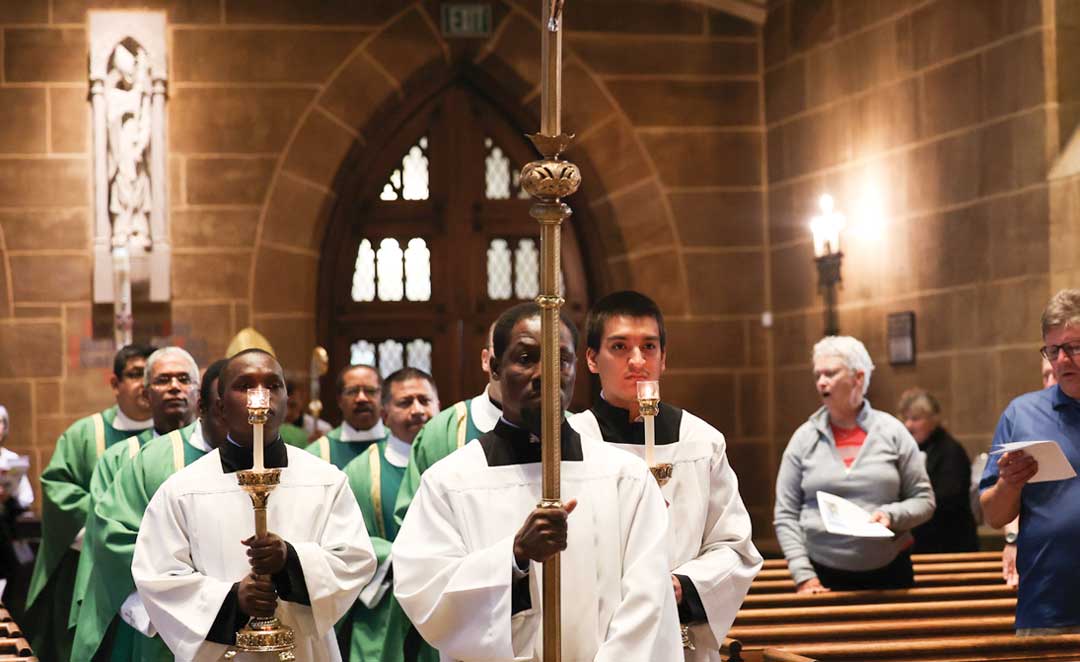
[
  {"left": 307, "top": 364, "right": 387, "bottom": 469},
  {"left": 24, "top": 343, "right": 156, "bottom": 662},
  {"left": 340, "top": 368, "right": 440, "bottom": 662},
  {"left": 70, "top": 356, "right": 227, "bottom": 662},
  {"left": 393, "top": 324, "right": 502, "bottom": 526},
  {"left": 69, "top": 347, "right": 203, "bottom": 631}
]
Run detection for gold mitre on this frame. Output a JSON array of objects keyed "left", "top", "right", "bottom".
[{"left": 226, "top": 327, "right": 276, "bottom": 358}]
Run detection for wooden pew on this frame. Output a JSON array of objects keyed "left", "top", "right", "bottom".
[
  {"left": 756, "top": 561, "right": 1000, "bottom": 581},
  {"left": 749, "top": 571, "right": 1004, "bottom": 594},
  {"left": 742, "top": 584, "right": 1014, "bottom": 609},
  {"left": 0, "top": 639, "right": 32, "bottom": 657},
  {"left": 759, "top": 551, "right": 1001, "bottom": 571},
  {"left": 733, "top": 597, "right": 1016, "bottom": 626},
  {"left": 761, "top": 634, "right": 1080, "bottom": 661}
]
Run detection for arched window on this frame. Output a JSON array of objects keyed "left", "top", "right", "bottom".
[{"left": 321, "top": 84, "right": 590, "bottom": 407}]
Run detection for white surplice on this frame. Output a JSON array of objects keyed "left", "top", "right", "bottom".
[
  {"left": 132, "top": 446, "right": 377, "bottom": 662},
  {"left": 569, "top": 409, "right": 763, "bottom": 661},
  {"left": 392, "top": 434, "right": 682, "bottom": 662}
]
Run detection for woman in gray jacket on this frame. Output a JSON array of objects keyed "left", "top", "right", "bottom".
[{"left": 774, "top": 336, "right": 935, "bottom": 593}]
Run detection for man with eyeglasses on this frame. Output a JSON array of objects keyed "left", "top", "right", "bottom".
[
  {"left": 307, "top": 364, "right": 387, "bottom": 469},
  {"left": 981, "top": 288, "right": 1080, "bottom": 635},
  {"left": 24, "top": 343, "right": 156, "bottom": 662},
  {"left": 68, "top": 346, "right": 203, "bottom": 661}
]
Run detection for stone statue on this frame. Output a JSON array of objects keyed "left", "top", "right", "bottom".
[{"left": 105, "top": 38, "right": 153, "bottom": 252}]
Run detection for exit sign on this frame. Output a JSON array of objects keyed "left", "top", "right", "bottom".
[{"left": 441, "top": 3, "right": 492, "bottom": 37}]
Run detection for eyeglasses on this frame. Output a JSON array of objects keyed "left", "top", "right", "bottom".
[
  {"left": 1040, "top": 342, "right": 1080, "bottom": 362},
  {"left": 150, "top": 373, "right": 196, "bottom": 389},
  {"left": 342, "top": 385, "right": 380, "bottom": 398}
]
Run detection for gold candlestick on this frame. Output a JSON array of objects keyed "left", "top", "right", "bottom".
[
  {"left": 225, "top": 390, "right": 296, "bottom": 661},
  {"left": 636, "top": 380, "right": 672, "bottom": 487}
]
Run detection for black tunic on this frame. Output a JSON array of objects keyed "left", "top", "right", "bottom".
[{"left": 912, "top": 426, "right": 979, "bottom": 554}]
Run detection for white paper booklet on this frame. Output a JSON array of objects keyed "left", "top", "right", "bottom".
[
  {"left": 989, "top": 440, "right": 1077, "bottom": 483},
  {"left": 0, "top": 453, "right": 29, "bottom": 497},
  {"left": 817, "top": 491, "right": 894, "bottom": 538}
]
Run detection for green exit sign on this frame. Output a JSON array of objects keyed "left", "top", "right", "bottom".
[{"left": 441, "top": 3, "right": 492, "bottom": 37}]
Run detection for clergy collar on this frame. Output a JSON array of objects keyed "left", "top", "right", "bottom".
[
  {"left": 189, "top": 420, "right": 212, "bottom": 452},
  {"left": 591, "top": 394, "right": 682, "bottom": 446},
  {"left": 470, "top": 385, "right": 503, "bottom": 433},
  {"left": 479, "top": 417, "right": 583, "bottom": 467},
  {"left": 341, "top": 420, "right": 386, "bottom": 442},
  {"left": 113, "top": 406, "right": 154, "bottom": 432},
  {"left": 219, "top": 434, "right": 289, "bottom": 473},
  {"left": 384, "top": 433, "right": 411, "bottom": 469}
]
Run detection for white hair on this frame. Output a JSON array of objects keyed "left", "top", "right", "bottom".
[
  {"left": 144, "top": 347, "right": 200, "bottom": 387},
  {"left": 812, "top": 335, "right": 875, "bottom": 396}
]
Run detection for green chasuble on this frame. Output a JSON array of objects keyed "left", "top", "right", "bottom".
[
  {"left": 25, "top": 406, "right": 146, "bottom": 662},
  {"left": 339, "top": 441, "right": 436, "bottom": 662},
  {"left": 279, "top": 422, "right": 310, "bottom": 448},
  {"left": 305, "top": 425, "right": 384, "bottom": 470},
  {"left": 393, "top": 400, "right": 483, "bottom": 527},
  {"left": 68, "top": 427, "right": 156, "bottom": 629},
  {"left": 70, "top": 423, "right": 204, "bottom": 662}
]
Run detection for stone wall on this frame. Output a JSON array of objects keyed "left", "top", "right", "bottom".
[
  {"left": 764, "top": 0, "right": 1053, "bottom": 487},
  {"left": 0, "top": 0, "right": 772, "bottom": 521}
]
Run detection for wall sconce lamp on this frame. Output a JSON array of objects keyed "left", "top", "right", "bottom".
[{"left": 809, "top": 194, "right": 845, "bottom": 336}]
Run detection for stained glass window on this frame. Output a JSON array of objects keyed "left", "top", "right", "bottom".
[
  {"left": 350, "top": 340, "right": 376, "bottom": 366},
  {"left": 487, "top": 238, "right": 513, "bottom": 299},
  {"left": 376, "top": 238, "right": 404, "bottom": 301},
  {"left": 378, "top": 339, "right": 404, "bottom": 377},
  {"left": 484, "top": 137, "right": 529, "bottom": 200},
  {"left": 486, "top": 237, "right": 564, "bottom": 300},
  {"left": 404, "top": 238, "right": 431, "bottom": 301},
  {"left": 351, "top": 239, "right": 376, "bottom": 302},
  {"left": 350, "top": 337, "right": 433, "bottom": 377},
  {"left": 406, "top": 338, "right": 432, "bottom": 374},
  {"left": 380, "top": 136, "right": 429, "bottom": 201},
  {"left": 514, "top": 238, "right": 539, "bottom": 299}
]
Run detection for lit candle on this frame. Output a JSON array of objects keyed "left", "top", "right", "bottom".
[
  {"left": 636, "top": 380, "right": 660, "bottom": 467},
  {"left": 246, "top": 387, "right": 271, "bottom": 471}
]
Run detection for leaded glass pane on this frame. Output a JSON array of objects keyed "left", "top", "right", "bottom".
[
  {"left": 485, "top": 137, "right": 511, "bottom": 200},
  {"left": 487, "top": 238, "right": 512, "bottom": 299},
  {"left": 402, "top": 136, "right": 429, "bottom": 201},
  {"left": 351, "top": 239, "right": 376, "bottom": 302},
  {"left": 377, "top": 339, "right": 404, "bottom": 378},
  {"left": 376, "top": 238, "right": 404, "bottom": 301},
  {"left": 404, "top": 237, "right": 431, "bottom": 301},
  {"left": 350, "top": 340, "right": 376, "bottom": 366},
  {"left": 514, "top": 238, "right": 539, "bottom": 299},
  {"left": 512, "top": 169, "right": 530, "bottom": 199},
  {"left": 380, "top": 170, "right": 401, "bottom": 201},
  {"left": 406, "top": 338, "right": 432, "bottom": 374}
]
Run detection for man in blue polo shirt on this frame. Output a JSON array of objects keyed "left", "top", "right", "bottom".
[{"left": 981, "top": 288, "right": 1080, "bottom": 635}]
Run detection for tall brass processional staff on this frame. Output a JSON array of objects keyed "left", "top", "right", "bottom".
[{"left": 518, "top": 1, "right": 580, "bottom": 661}]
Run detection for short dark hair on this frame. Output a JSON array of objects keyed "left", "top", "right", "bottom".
[
  {"left": 113, "top": 343, "right": 157, "bottom": 380},
  {"left": 218, "top": 348, "right": 279, "bottom": 398},
  {"left": 199, "top": 359, "right": 229, "bottom": 412},
  {"left": 491, "top": 302, "right": 580, "bottom": 361},
  {"left": 381, "top": 367, "right": 437, "bottom": 407},
  {"left": 336, "top": 364, "right": 382, "bottom": 392},
  {"left": 585, "top": 290, "right": 666, "bottom": 352}
]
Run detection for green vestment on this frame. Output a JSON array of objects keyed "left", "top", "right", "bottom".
[
  {"left": 305, "top": 426, "right": 383, "bottom": 470},
  {"left": 25, "top": 406, "right": 147, "bottom": 662},
  {"left": 70, "top": 423, "right": 204, "bottom": 662},
  {"left": 393, "top": 400, "right": 482, "bottom": 527},
  {"left": 69, "top": 427, "right": 156, "bottom": 629},
  {"left": 279, "top": 423, "right": 310, "bottom": 448}
]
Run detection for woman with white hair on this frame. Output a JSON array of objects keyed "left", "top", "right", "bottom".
[{"left": 774, "top": 336, "right": 935, "bottom": 593}]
